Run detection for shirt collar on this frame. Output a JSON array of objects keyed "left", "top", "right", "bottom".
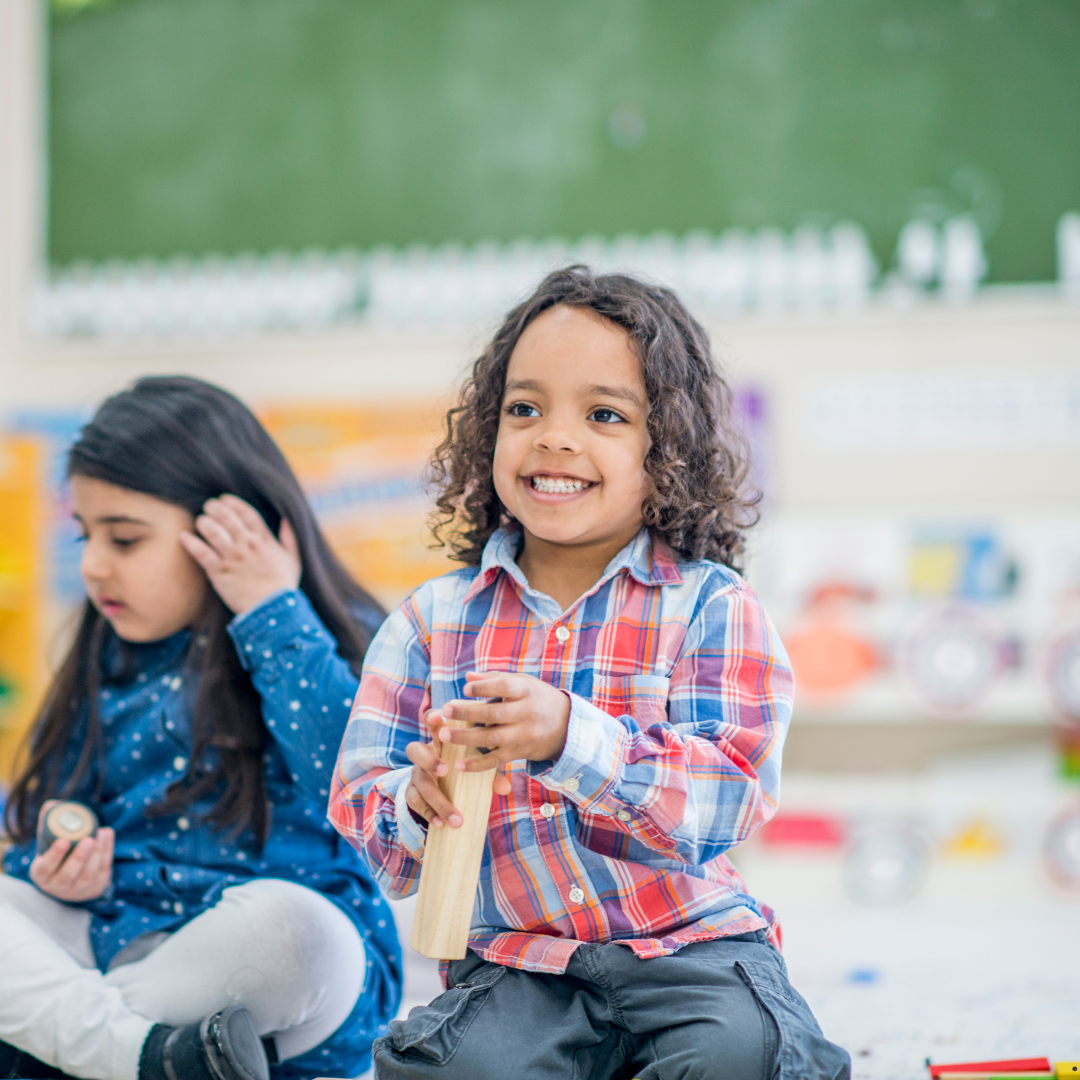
[{"left": 463, "top": 525, "right": 683, "bottom": 604}]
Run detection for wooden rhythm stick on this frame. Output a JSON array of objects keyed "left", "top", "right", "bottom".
[{"left": 410, "top": 718, "right": 496, "bottom": 960}]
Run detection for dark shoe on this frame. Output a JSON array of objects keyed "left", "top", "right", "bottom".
[
  {"left": 194, "top": 1008, "right": 269, "bottom": 1080},
  {"left": 142, "top": 1007, "right": 269, "bottom": 1080},
  {"left": 0, "top": 1040, "right": 79, "bottom": 1080}
]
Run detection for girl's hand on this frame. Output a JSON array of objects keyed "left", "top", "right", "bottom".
[
  {"left": 436, "top": 671, "right": 571, "bottom": 774},
  {"left": 30, "top": 807, "right": 115, "bottom": 902},
  {"left": 405, "top": 709, "right": 512, "bottom": 829},
  {"left": 179, "top": 495, "right": 301, "bottom": 616}
]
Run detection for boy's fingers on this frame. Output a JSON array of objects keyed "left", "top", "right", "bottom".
[
  {"left": 455, "top": 751, "right": 508, "bottom": 773},
  {"left": 439, "top": 721, "right": 509, "bottom": 748},
  {"left": 461, "top": 674, "right": 522, "bottom": 700},
  {"left": 492, "top": 769, "right": 513, "bottom": 797},
  {"left": 405, "top": 740, "right": 448, "bottom": 776},
  {"left": 412, "top": 772, "right": 462, "bottom": 827},
  {"left": 440, "top": 700, "right": 506, "bottom": 727}
]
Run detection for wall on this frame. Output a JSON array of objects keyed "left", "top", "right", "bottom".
[{"left": 3, "top": 0, "right": 1079, "bottom": 775}]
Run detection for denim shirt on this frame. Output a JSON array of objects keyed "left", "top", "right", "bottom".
[{"left": 3, "top": 589, "right": 401, "bottom": 1080}]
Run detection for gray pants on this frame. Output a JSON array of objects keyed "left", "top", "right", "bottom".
[{"left": 374, "top": 931, "right": 849, "bottom": 1080}]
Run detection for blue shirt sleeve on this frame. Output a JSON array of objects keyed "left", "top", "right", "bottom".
[{"left": 227, "top": 589, "right": 380, "bottom": 803}]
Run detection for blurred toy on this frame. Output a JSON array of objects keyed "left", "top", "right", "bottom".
[
  {"left": 1044, "top": 624, "right": 1080, "bottom": 725},
  {"left": 783, "top": 584, "right": 879, "bottom": 698},
  {"left": 1042, "top": 801, "right": 1080, "bottom": 890},
  {"left": 843, "top": 822, "right": 929, "bottom": 906},
  {"left": 898, "top": 602, "right": 1006, "bottom": 718},
  {"left": 926, "top": 1058, "right": 1050, "bottom": 1078},
  {"left": 760, "top": 812, "right": 846, "bottom": 850},
  {"left": 1056, "top": 1066, "right": 1080, "bottom": 1078},
  {"left": 941, "top": 816, "right": 1006, "bottom": 860},
  {"left": 36, "top": 800, "right": 98, "bottom": 855}
]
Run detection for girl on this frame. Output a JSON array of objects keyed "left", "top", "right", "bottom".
[
  {"left": 330, "top": 268, "right": 850, "bottom": 1079},
  {"left": 0, "top": 377, "right": 400, "bottom": 1080}
]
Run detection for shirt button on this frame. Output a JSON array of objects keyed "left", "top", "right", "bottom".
[
  {"left": 568, "top": 887, "right": 585, "bottom": 904},
  {"left": 173, "top": 757, "right": 187, "bottom": 772},
  {"left": 554, "top": 626, "right": 570, "bottom": 643},
  {"left": 540, "top": 803, "right": 556, "bottom": 819},
  {"left": 616, "top": 810, "right": 631, "bottom": 822},
  {"left": 177, "top": 817, "right": 190, "bottom": 831},
  {"left": 563, "top": 777, "right": 580, "bottom": 793}
]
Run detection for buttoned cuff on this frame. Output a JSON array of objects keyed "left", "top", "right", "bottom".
[
  {"left": 532, "top": 692, "right": 626, "bottom": 809},
  {"left": 379, "top": 766, "right": 428, "bottom": 860}
]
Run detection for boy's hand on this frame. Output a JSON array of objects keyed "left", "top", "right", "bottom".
[
  {"left": 30, "top": 802, "right": 114, "bottom": 902},
  {"left": 405, "top": 709, "right": 513, "bottom": 829},
  {"left": 179, "top": 494, "right": 301, "bottom": 616},
  {"left": 437, "top": 671, "right": 570, "bottom": 773}
]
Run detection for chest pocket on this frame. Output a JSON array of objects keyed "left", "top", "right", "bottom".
[{"left": 590, "top": 674, "right": 670, "bottom": 727}]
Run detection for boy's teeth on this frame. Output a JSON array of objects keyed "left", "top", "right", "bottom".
[{"left": 531, "top": 476, "right": 590, "bottom": 494}]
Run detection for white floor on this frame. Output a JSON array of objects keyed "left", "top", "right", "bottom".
[{"left": 383, "top": 744, "right": 1080, "bottom": 1079}]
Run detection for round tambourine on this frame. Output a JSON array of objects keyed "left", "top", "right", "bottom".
[
  {"left": 37, "top": 801, "right": 99, "bottom": 855},
  {"left": 1044, "top": 625, "right": 1080, "bottom": 725},
  {"left": 897, "top": 604, "right": 1004, "bottom": 719},
  {"left": 1043, "top": 801, "right": 1080, "bottom": 891},
  {"left": 842, "top": 822, "right": 930, "bottom": 906}
]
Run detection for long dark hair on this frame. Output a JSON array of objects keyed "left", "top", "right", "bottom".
[
  {"left": 429, "top": 266, "right": 759, "bottom": 569},
  {"left": 5, "top": 376, "right": 383, "bottom": 846}
]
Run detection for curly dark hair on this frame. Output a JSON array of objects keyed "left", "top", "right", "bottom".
[{"left": 429, "top": 265, "right": 760, "bottom": 571}]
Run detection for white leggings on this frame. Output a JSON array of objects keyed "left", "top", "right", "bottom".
[{"left": 0, "top": 875, "right": 367, "bottom": 1080}]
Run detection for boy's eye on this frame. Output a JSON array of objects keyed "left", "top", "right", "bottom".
[
  {"left": 589, "top": 407, "right": 626, "bottom": 424},
  {"left": 111, "top": 537, "right": 140, "bottom": 549},
  {"left": 506, "top": 402, "right": 540, "bottom": 418}
]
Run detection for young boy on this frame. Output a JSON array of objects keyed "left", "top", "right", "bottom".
[{"left": 330, "top": 268, "right": 849, "bottom": 1079}]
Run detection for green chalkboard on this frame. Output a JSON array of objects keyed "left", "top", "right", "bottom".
[{"left": 49, "top": 0, "right": 1080, "bottom": 282}]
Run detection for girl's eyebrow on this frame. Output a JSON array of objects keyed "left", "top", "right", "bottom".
[
  {"left": 98, "top": 515, "right": 152, "bottom": 525},
  {"left": 72, "top": 513, "right": 152, "bottom": 526}
]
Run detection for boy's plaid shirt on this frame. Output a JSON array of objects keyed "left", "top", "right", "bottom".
[{"left": 329, "top": 527, "right": 793, "bottom": 974}]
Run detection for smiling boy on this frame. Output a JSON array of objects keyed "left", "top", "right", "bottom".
[{"left": 330, "top": 268, "right": 849, "bottom": 1080}]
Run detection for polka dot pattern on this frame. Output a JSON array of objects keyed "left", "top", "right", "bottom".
[{"left": 2, "top": 588, "right": 401, "bottom": 1076}]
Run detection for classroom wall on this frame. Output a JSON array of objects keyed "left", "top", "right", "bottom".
[{"left": 2, "top": 0, "right": 1079, "bottom": 776}]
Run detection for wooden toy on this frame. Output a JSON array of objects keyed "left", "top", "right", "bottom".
[
  {"left": 927, "top": 1060, "right": 1051, "bottom": 1078},
  {"left": 410, "top": 718, "right": 496, "bottom": 960},
  {"left": 36, "top": 801, "right": 98, "bottom": 855},
  {"left": 1056, "top": 1065, "right": 1080, "bottom": 1078}
]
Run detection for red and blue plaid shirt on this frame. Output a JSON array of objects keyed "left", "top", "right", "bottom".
[{"left": 330, "top": 527, "right": 793, "bottom": 974}]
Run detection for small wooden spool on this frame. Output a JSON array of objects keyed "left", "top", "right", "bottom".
[
  {"left": 410, "top": 718, "right": 497, "bottom": 960},
  {"left": 37, "top": 801, "right": 99, "bottom": 855}
]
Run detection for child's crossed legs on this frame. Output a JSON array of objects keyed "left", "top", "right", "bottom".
[
  {"left": 374, "top": 932, "right": 849, "bottom": 1080},
  {"left": 0, "top": 874, "right": 366, "bottom": 1080}
]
